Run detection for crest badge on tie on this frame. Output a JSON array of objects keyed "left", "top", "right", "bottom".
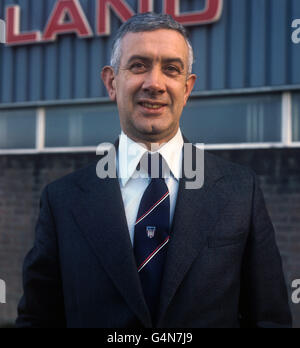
[{"left": 146, "top": 226, "right": 156, "bottom": 239}]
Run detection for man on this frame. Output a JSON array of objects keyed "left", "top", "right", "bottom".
[{"left": 16, "top": 13, "right": 292, "bottom": 328}]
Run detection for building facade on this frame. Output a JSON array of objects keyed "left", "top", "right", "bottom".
[{"left": 0, "top": 0, "right": 300, "bottom": 327}]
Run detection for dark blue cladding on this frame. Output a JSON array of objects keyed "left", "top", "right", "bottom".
[{"left": 0, "top": 0, "right": 300, "bottom": 105}]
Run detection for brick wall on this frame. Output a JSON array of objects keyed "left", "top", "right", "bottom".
[
  {"left": 0, "top": 149, "right": 299, "bottom": 327},
  {"left": 214, "top": 149, "right": 300, "bottom": 328}
]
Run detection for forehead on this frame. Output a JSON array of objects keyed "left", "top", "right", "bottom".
[{"left": 120, "top": 29, "right": 189, "bottom": 65}]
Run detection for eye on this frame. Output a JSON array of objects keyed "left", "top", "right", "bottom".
[
  {"left": 129, "top": 62, "right": 147, "bottom": 73},
  {"left": 165, "top": 65, "right": 181, "bottom": 75}
]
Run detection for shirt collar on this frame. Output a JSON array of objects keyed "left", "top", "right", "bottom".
[{"left": 118, "top": 128, "right": 184, "bottom": 187}]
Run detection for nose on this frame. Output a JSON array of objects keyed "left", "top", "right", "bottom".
[{"left": 142, "top": 67, "right": 166, "bottom": 95}]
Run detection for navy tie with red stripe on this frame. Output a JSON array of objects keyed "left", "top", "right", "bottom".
[{"left": 133, "top": 152, "right": 170, "bottom": 322}]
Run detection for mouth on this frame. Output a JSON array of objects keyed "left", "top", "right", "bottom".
[{"left": 137, "top": 101, "right": 168, "bottom": 112}]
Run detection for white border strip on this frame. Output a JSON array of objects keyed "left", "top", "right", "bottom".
[
  {"left": 0, "top": 147, "right": 98, "bottom": 155},
  {"left": 0, "top": 19, "right": 5, "bottom": 44},
  {"left": 288, "top": 142, "right": 300, "bottom": 147},
  {"left": 282, "top": 92, "right": 292, "bottom": 146},
  {"left": 1, "top": 143, "right": 300, "bottom": 155},
  {"left": 36, "top": 108, "right": 46, "bottom": 150},
  {"left": 204, "top": 143, "right": 286, "bottom": 150}
]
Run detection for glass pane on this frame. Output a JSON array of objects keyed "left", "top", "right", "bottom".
[
  {"left": 0, "top": 109, "right": 36, "bottom": 149},
  {"left": 292, "top": 93, "right": 300, "bottom": 142},
  {"left": 181, "top": 94, "right": 282, "bottom": 144},
  {"left": 45, "top": 104, "right": 121, "bottom": 147}
]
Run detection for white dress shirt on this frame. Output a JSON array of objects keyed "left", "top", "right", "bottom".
[{"left": 117, "top": 129, "right": 184, "bottom": 245}]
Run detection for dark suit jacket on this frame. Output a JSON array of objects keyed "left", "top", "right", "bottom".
[{"left": 16, "top": 141, "right": 292, "bottom": 328}]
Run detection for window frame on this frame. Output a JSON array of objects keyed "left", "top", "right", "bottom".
[
  {"left": 0, "top": 90, "right": 299, "bottom": 154},
  {"left": 291, "top": 91, "right": 300, "bottom": 144}
]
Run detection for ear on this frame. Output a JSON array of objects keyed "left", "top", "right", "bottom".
[
  {"left": 183, "top": 74, "right": 197, "bottom": 106},
  {"left": 101, "top": 66, "right": 117, "bottom": 101}
]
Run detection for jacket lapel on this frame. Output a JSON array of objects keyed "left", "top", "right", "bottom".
[
  {"left": 69, "top": 136, "right": 229, "bottom": 327},
  {"left": 71, "top": 147, "right": 152, "bottom": 328},
  {"left": 157, "top": 143, "right": 228, "bottom": 326}
]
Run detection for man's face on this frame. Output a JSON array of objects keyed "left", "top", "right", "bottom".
[{"left": 102, "top": 29, "right": 196, "bottom": 146}]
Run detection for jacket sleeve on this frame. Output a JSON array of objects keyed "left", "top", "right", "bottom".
[
  {"left": 16, "top": 186, "right": 66, "bottom": 328},
  {"left": 239, "top": 173, "right": 293, "bottom": 328}
]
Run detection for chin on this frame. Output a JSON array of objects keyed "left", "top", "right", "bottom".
[
  {"left": 143, "top": 128, "right": 175, "bottom": 144},
  {"left": 143, "top": 125, "right": 169, "bottom": 136},
  {"left": 131, "top": 118, "right": 175, "bottom": 140}
]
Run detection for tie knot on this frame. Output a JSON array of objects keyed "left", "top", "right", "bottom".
[{"left": 139, "top": 152, "right": 169, "bottom": 179}]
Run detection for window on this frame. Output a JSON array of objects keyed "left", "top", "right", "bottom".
[
  {"left": 0, "top": 92, "right": 299, "bottom": 152},
  {"left": 292, "top": 92, "right": 300, "bottom": 142},
  {"left": 181, "top": 94, "right": 282, "bottom": 144},
  {"left": 45, "top": 104, "right": 121, "bottom": 147},
  {"left": 0, "top": 109, "right": 36, "bottom": 149}
]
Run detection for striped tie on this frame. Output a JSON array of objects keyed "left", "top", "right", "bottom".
[{"left": 133, "top": 152, "right": 170, "bottom": 322}]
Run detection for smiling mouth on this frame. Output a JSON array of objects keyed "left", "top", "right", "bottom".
[{"left": 138, "top": 102, "right": 167, "bottom": 110}]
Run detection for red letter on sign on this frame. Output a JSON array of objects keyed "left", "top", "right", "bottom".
[
  {"left": 164, "top": 0, "right": 223, "bottom": 25},
  {"left": 96, "top": 0, "right": 135, "bottom": 36},
  {"left": 43, "top": 0, "right": 92, "bottom": 41},
  {"left": 139, "top": 0, "right": 154, "bottom": 13},
  {"left": 6, "top": 6, "right": 41, "bottom": 45}
]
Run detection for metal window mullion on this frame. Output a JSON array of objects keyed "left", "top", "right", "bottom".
[
  {"left": 282, "top": 92, "right": 292, "bottom": 146},
  {"left": 0, "top": 19, "right": 5, "bottom": 43},
  {"left": 36, "top": 108, "right": 46, "bottom": 151}
]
